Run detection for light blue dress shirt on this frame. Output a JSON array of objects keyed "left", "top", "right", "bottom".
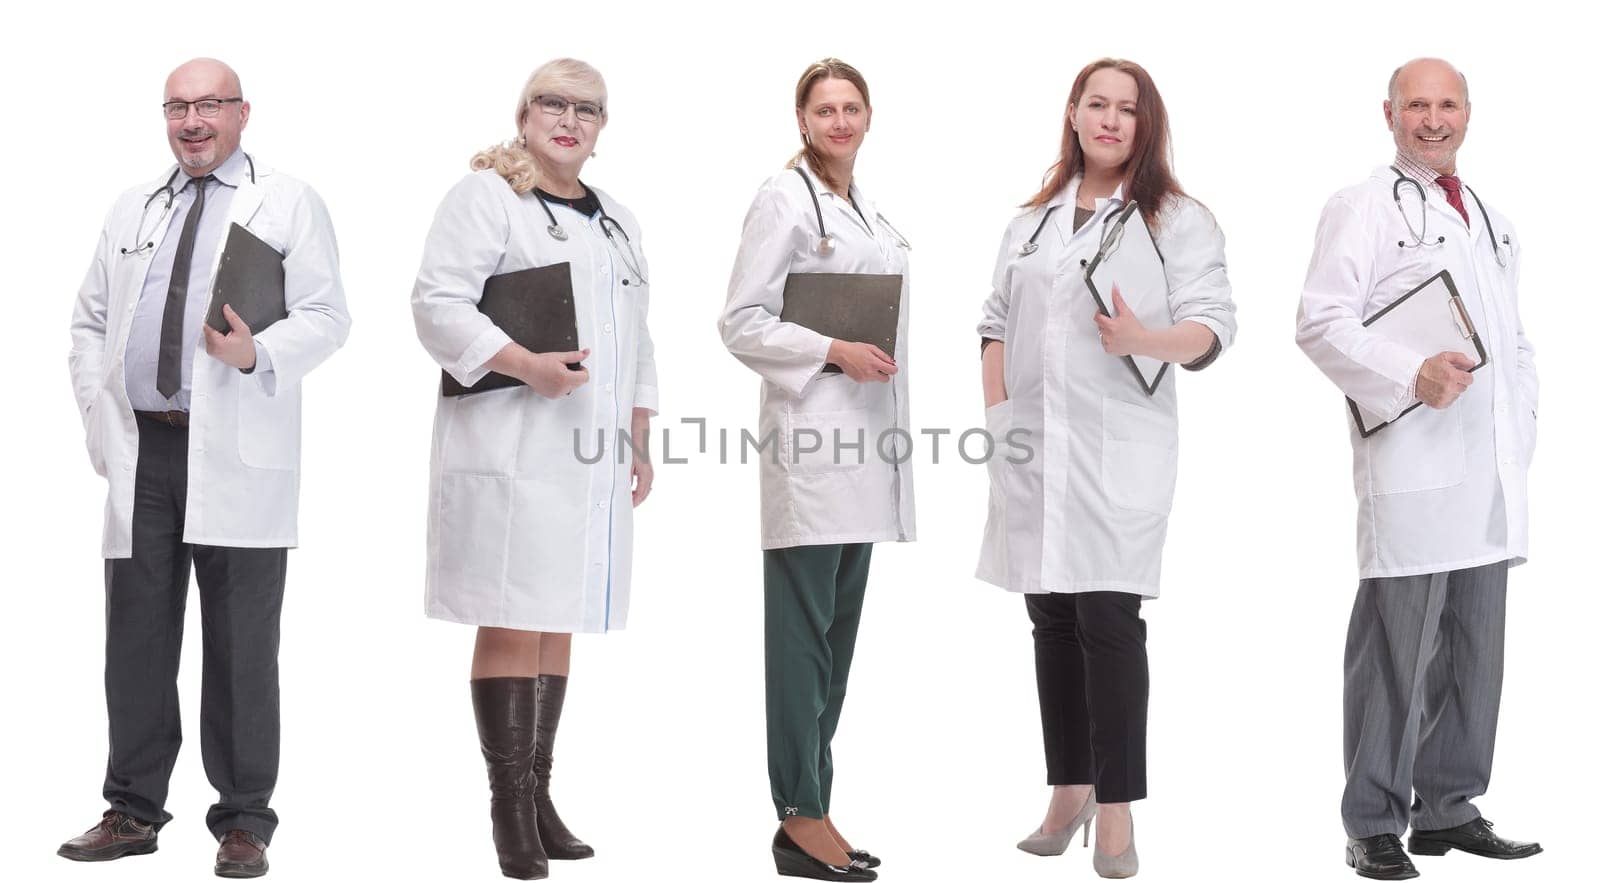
[{"left": 125, "top": 149, "right": 273, "bottom": 412}]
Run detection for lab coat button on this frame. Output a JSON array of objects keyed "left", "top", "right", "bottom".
[
  {"left": 604, "top": 383, "right": 613, "bottom": 392},
  {"left": 598, "top": 501, "right": 608, "bottom": 510},
  {"left": 603, "top": 323, "right": 613, "bottom": 333}
]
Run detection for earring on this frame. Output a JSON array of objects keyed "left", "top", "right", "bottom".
[{"left": 517, "top": 135, "right": 527, "bottom": 147}]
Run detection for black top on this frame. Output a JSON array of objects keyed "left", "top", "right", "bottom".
[
  {"left": 535, "top": 183, "right": 602, "bottom": 218},
  {"left": 1072, "top": 205, "right": 1096, "bottom": 233}
]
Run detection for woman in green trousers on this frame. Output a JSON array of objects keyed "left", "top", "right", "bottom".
[{"left": 717, "top": 58, "right": 916, "bottom": 881}]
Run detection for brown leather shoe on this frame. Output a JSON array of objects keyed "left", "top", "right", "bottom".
[
  {"left": 57, "top": 810, "right": 159, "bottom": 862},
  {"left": 215, "top": 830, "right": 269, "bottom": 878}
]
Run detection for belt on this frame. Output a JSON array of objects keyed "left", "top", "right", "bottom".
[{"left": 134, "top": 410, "right": 190, "bottom": 428}]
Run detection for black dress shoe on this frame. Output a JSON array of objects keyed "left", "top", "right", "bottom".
[
  {"left": 1347, "top": 834, "right": 1419, "bottom": 880},
  {"left": 772, "top": 827, "right": 876, "bottom": 880},
  {"left": 846, "top": 849, "right": 881, "bottom": 869},
  {"left": 1409, "top": 818, "right": 1542, "bottom": 860}
]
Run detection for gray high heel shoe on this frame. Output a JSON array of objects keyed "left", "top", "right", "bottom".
[
  {"left": 1092, "top": 820, "right": 1138, "bottom": 878},
  {"left": 1016, "top": 793, "right": 1098, "bottom": 856}
]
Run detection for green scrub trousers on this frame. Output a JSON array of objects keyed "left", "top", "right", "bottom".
[{"left": 764, "top": 542, "right": 873, "bottom": 820}]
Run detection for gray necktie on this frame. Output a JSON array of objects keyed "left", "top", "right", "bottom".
[{"left": 156, "top": 175, "right": 213, "bottom": 399}]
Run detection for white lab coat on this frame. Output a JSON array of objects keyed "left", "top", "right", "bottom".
[
  {"left": 68, "top": 160, "right": 351, "bottom": 558},
  {"left": 1296, "top": 166, "right": 1536, "bottom": 579},
  {"left": 719, "top": 162, "right": 916, "bottom": 550},
  {"left": 976, "top": 179, "right": 1237, "bottom": 597},
  {"left": 413, "top": 171, "right": 658, "bottom": 633}
]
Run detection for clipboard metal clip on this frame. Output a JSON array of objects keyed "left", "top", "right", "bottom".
[
  {"left": 1447, "top": 296, "right": 1477, "bottom": 340},
  {"left": 1098, "top": 217, "right": 1126, "bottom": 260},
  {"left": 1085, "top": 201, "right": 1139, "bottom": 274}
]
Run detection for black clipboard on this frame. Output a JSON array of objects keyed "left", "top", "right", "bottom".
[
  {"left": 1347, "top": 269, "right": 1488, "bottom": 438},
  {"left": 1080, "top": 201, "right": 1172, "bottom": 396},
  {"left": 443, "top": 262, "right": 581, "bottom": 397},
  {"left": 206, "top": 223, "right": 286, "bottom": 334},
  {"left": 779, "top": 273, "right": 903, "bottom": 373}
]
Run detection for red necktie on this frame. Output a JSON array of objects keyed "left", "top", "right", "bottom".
[{"left": 1435, "top": 175, "right": 1470, "bottom": 227}]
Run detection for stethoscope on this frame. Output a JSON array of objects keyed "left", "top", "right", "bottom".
[
  {"left": 1018, "top": 198, "right": 1134, "bottom": 260},
  {"left": 533, "top": 186, "right": 649, "bottom": 286},
  {"left": 793, "top": 166, "right": 911, "bottom": 255},
  {"left": 1391, "top": 165, "right": 1510, "bottom": 268},
  {"left": 123, "top": 153, "right": 256, "bottom": 256}
]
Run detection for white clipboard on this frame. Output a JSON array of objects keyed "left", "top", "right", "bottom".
[
  {"left": 1081, "top": 201, "right": 1174, "bottom": 396},
  {"left": 1347, "top": 269, "right": 1487, "bottom": 437}
]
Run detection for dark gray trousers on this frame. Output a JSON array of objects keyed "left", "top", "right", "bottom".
[
  {"left": 102, "top": 414, "right": 287, "bottom": 844},
  {"left": 1341, "top": 560, "right": 1507, "bottom": 838}
]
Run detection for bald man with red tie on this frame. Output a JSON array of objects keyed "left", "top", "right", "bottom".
[{"left": 1295, "top": 58, "right": 1543, "bottom": 880}]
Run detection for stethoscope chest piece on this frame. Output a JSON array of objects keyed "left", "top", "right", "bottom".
[
  {"left": 547, "top": 223, "right": 569, "bottom": 242},
  {"left": 1019, "top": 241, "right": 1040, "bottom": 257},
  {"left": 818, "top": 233, "right": 836, "bottom": 256}
]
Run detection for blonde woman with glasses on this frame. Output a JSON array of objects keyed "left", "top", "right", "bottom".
[{"left": 412, "top": 58, "right": 658, "bottom": 880}]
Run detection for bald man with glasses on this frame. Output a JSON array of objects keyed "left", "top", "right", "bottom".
[{"left": 58, "top": 57, "right": 350, "bottom": 878}]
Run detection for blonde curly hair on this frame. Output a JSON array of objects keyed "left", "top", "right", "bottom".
[{"left": 471, "top": 58, "right": 609, "bottom": 194}]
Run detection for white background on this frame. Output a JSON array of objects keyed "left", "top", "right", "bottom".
[{"left": 1, "top": 1, "right": 1592, "bottom": 881}]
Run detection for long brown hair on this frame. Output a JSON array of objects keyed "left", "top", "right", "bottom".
[
  {"left": 1024, "top": 58, "right": 1185, "bottom": 227},
  {"left": 787, "top": 58, "right": 870, "bottom": 193}
]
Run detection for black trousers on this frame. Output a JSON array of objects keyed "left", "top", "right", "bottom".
[
  {"left": 1025, "top": 591, "right": 1148, "bottom": 803},
  {"left": 102, "top": 414, "right": 287, "bottom": 843}
]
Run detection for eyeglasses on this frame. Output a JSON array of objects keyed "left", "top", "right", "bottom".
[
  {"left": 532, "top": 95, "right": 603, "bottom": 123},
  {"left": 162, "top": 98, "right": 244, "bottom": 120}
]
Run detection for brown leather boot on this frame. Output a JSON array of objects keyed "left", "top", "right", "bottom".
[
  {"left": 57, "top": 810, "right": 159, "bottom": 861},
  {"left": 472, "top": 677, "right": 548, "bottom": 880},
  {"left": 534, "top": 674, "right": 594, "bottom": 860},
  {"left": 215, "top": 830, "right": 269, "bottom": 878}
]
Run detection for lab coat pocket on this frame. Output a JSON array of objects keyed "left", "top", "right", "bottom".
[
  {"left": 983, "top": 400, "right": 1015, "bottom": 493},
  {"left": 237, "top": 379, "right": 301, "bottom": 471},
  {"left": 1365, "top": 406, "right": 1465, "bottom": 495},
  {"left": 439, "top": 389, "right": 528, "bottom": 476},
  {"left": 783, "top": 408, "right": 871, "bottom": 474},
  {"left": 1101, "top": 397, "right": 1178, "bottom": 515},
  {"left": 84, "top": 392, "right": 108, "bottom": 478}
]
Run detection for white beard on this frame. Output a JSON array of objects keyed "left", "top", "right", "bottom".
[{"left": 179, "top": 146, "right": 215, "bottom": 169}]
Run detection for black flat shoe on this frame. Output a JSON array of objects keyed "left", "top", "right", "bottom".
[
  {"left": 772, "top": 827, "right": 876, "bottom": 881},
  {"left": 1347, "top": 834, "right": 1419, "bottom": 880},
  {"left": 847, "top": 849, "right": 881, "bottom": 869},
  {"left": 1408, "top": 818, "right": 1542, "bottom": 860}
]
